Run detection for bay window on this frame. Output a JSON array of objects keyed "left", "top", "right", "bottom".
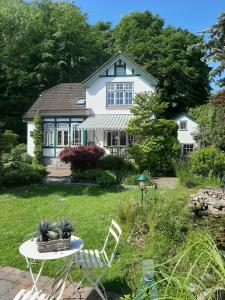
[
  {"left": 57, "top": 123, "right": 69, "bottom": 146},
  {"left": 106, "top": 82, "right": 133, "bottom": 106},
  {"left": 43, "top": 123, "right": 54, "bottom": 146}
]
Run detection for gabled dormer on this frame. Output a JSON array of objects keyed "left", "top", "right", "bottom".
[{"left": 83, "top": 52, "right": 158, "bottom": 114}]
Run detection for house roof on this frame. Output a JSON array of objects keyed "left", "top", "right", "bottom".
[
  {"left": 23, "top": 83, "right": 87, "bottom": 119},
  {"left": 82, "top": 52, "right": 159, "bottom": 87},
  {"left": 78, "top": 114, "right": 133, "bottom": 130},
  {"left": 173, "top": 112, "right": 198, "bottom": 124}
]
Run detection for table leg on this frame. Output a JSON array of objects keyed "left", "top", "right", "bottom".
[{"left": 25, "top": 257, "right": 45, "bottom": 294}]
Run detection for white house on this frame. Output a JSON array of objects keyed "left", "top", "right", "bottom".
[
  {"left": 174, "top": 112, "right": 199, "bottom": 157},
  {"left": 23, "top": 52, "right": 198, "bottom": 164}
]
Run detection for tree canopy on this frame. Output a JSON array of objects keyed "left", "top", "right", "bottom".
[
  {"left": 199, "top": 12, "right": 225, "bottom": 87},
  {"left": 0, "top": 4, "right": 211, "bottom": 139},
  {"left": 0, "top": 0, "right": 105, "bottom": 138},
  {"left": 114, "top": 11, "right": 211, "bottom": 117}
]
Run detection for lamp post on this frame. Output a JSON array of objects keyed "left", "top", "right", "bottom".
[{"left": 138, "top": 174, "right": 148, "bottom": 206}]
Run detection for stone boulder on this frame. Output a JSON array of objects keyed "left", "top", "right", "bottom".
[{"left": 189, "top": 188, "right": 225, "bottom": 217}]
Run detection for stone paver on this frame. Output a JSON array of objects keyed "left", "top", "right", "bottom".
[{"left": 0, "top": 266, "right": 101, "bottom": 300}]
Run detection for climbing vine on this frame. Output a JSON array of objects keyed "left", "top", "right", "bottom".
[{"left": 32, "top": 114, "right": 43, "bottom": 165}]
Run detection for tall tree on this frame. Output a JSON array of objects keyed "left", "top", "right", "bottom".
[
  {"left": 199, "top": 12, "right": 225, "bottom": 87},
  {"left": 114, "top": 11, "right": 211, "bottom": 117},
  {"left": 127, "top": 92, "right": 181, "bottom": 175},
  {"left": 0, "top": 0, "right": 104, "bottom": 139}
]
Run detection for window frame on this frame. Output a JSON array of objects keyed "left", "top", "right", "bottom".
[
  {"left": 179, "top": 120, "right": 187, "bottom": 130},
  {"left": 43, "top": 123, "right": 54, "bottom": 147},
  {"left": 106, "top": 82, "right": 134, "bottom": 107},
  {"left": 182, "top": 144, "right": 194, "bottom": 156},
  {"left": 71, "top": 123, "right": 81, "bottom": 146},
  {"left": 57, "top": 123, "right": 69, "bottom": 147}
]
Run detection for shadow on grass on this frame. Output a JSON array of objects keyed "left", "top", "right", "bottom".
[
  {"left": 103, "top": 276, "right": 131, "bottom": 295},
  {"left": 0, "top": 183, "right": 127, "bottom": 199}
]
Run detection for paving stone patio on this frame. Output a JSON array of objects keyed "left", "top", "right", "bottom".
[{"left": 0, "top": 266, "right": 101, "bottom": 300}]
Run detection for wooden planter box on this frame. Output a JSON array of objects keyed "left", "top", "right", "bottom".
[{"left": 36, "top": 238, "right": 71, "bottom": 253}]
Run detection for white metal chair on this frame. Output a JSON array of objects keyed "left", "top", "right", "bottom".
[{"left": 72, "top": 219, "right": 122, "bottom": 300}]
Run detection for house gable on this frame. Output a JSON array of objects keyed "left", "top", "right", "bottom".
[{"left": 82, "top": 52, "right": 158, "bottom": 88}]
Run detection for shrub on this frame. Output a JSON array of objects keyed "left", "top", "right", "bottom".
[
  {"left": 13, "top": 143, "right": 27, "bottom": 155},
  {"left": 59, "top": 146, "right": 105, "bottom": 170},
  {"left": 99, "top": 155, "right": 134, "bottom": 171},
  {"left": 0, "top": 146, "right": 45, "bottom": 186},
  {"left": 1, "top": 167, "right": 42, "bottom": 186},
  {"left": 72, "top": 169, "right": 102, "bottom": 183},
  {"left": 2, "top": 130, "right": 19, "bottom": 152},
  {"left": 96, "top": 170, "right": 117, "bottom": 186},
  {"left": 190, "top": 147, "right": 225, "bottom": 178}
]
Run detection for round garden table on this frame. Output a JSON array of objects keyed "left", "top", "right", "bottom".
[{"left": 19, "top": 235, "right": 83, "bottom": 296}]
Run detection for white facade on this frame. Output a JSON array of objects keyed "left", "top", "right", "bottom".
[
  {"left": 174, "top": 113, "right": 199, "bottom": 156},
  {"left": 86, "top": 75, "right": 155, "bottom": 114}
]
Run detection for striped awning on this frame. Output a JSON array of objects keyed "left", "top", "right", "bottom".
[{"left": 78, "top": 114, "right": 133, "bottom": 130}]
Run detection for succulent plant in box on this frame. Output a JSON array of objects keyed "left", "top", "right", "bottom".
[
  {"left": 38, "top": 220, "right": 53, "bottom": 242},
  {"left": 59, "top": 220, "right": 74, "bottom": 239}
]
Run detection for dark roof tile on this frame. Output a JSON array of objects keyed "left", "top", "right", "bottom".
[{"left": 24, "top": 83, "right": 87, "bottom": 118}]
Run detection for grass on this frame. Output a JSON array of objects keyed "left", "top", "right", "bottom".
[{"left": 0, "top": 182, "right": 221, "bottom": 296}]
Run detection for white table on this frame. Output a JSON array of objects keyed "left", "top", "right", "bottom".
[{"left": 19, "top": 236, "right": 83, "bottom": 296}]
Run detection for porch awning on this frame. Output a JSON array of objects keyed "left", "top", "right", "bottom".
[{"left": 77, "top": 114, "right": 133, "bottom": 130}]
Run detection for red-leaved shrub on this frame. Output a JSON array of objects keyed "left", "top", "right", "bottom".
[{"left": 59, "top": 146, "right": 105, "bottom": 170}]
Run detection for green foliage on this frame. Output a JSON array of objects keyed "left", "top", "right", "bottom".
[
  {"left": 198, "top": 12, "right": 225, "bottom": 87},
  {"left": 72, "top": 169, "right": 102, "bottom": 183},
  {"left": 174, "top": 159, "right": 222, "bottom": 188},
  {"left": 32, "top": 114, "right": 43, "bottom": 165},
  {"left": 1, "top": 130, "right": 19, "bottom": 152},
  {"left": 99, "top": 155, "right": 135, "bottom": 171},
  {"left": 190, "top": 147, "right": 225, "bottom": 178},
  {"left": 189, "top": 93, "right": 225, "bottom": 151},
  {"left": 173, "top": 159, "right": 201, "bottom": 188},
  {"left": 0, "top": 0, "right": 106, "bottom": 138},
  {"left": 96, "top": 170, "right": 117, "bottom": 186},
  {"left": 114, "top": 11, "right": 210, "bottom": 117},
  {"left": 0, "top": 142, "right": 45, "bottom": 186},
  {"left": 128, "top": 93, "right": 181, "bottom": 175}
]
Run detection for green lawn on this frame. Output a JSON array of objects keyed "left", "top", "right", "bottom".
[{"left": 0, "top": 183, "right": 197, "bottom": 294}]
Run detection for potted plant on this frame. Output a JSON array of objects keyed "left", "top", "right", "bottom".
[{"left": 36, "top": 219, "right": 74, "bottom": 253}]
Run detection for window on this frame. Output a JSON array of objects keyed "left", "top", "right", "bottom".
[
  {"left": 43, "top": 123, "right": 54, "bottom": 146},
  {"left": 182, "top": 144, "right": 194, "bottom": 156},
  {"left": 105, "top": 131, "right": 134, "bottom": 147},
  {"left": 115, "top": 66, "right": 125, "bottom": 76},
  {"left": 106, "top": 82, "right": 133, "bottom": 106},
  {"left": 57, "top": 123, "right": 69, "bottom": 146},
  {"left": 71, "top": 123, "right": 81, "bottom": 146},
  {"left": 179, "top": 121, "right": 187, "bottom": 130}
]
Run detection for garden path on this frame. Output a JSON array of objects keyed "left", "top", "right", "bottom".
[{"left": 0, "top": 266, "right": 101, "bottom": 300}]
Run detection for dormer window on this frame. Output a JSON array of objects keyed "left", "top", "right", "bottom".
[
  {"left": 106, "top": 82, "right": 133, "bottom": 106},
  {"left": 179, "top": 121, "right": 187, "bottom": 130},
  {"left": 115, "top": 66, "right": 125, "bottom": 76},
  {"left": 76, "top": 98, "right": 86, "bottom": 105}
]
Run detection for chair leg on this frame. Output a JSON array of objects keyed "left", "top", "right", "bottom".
[{"left": 81, "top": 269, "right": 108, "bottom": 300}]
